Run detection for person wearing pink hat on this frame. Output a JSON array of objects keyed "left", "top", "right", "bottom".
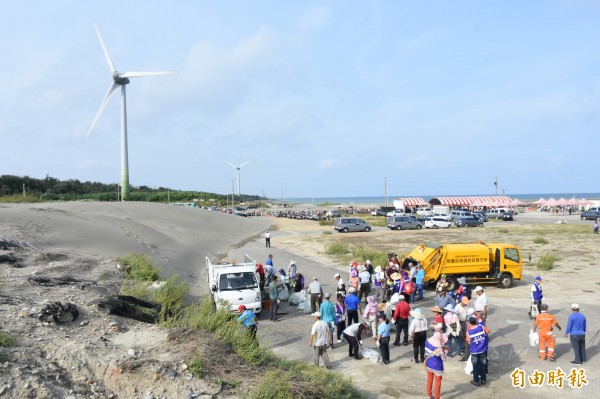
[{"left": 424, "top": 323, "right": 448, "bottom": 399}]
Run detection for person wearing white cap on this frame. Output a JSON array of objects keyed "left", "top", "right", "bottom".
[
  {"left": 565, "top": 303, "right": 586, "bottom": 365},
  {"left": 334, "top": 273, "right": 346, "bottom": 297},
  {"left": 473, "top": 286, "right": 488, "bottom": 321},
  {"left": 309, "top": 311, "right": 332, "bottom": 369}
]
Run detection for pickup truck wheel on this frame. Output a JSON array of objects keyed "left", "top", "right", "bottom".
[
  {"left": 343, "top": 227, "right": 349, "bottom": 233},
  {"left": 364, "top": 227, "right": 371, "bottom": 232},
  {"left": 444, "top": 276, "right": 457, "bottom": 291},
  {"left": 498, "top": 273, "right": 513, "bottom": 288}
]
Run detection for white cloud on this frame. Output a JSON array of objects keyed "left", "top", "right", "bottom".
[
  {"left": 401, "top": 156, "right": 429, "bottom": 168},
  {"left": 318, "top": 159, "right": 338, "bottom": 170}
]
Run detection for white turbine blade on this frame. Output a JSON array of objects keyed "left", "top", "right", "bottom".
[
  {"left": 225, "top": 161, "right": 236, "bottom": 168},
  {"left": 238, "top": 161, "right": 251, "bottom": 168},
  {"left": 87, "top": 82, "right": 119, "bottom": 138},
  {"left": 93, "top": 21, "right": 116, "bottom": 73},
  {"left": 120, "top": 71, "right": 177, "bottom": 78}
]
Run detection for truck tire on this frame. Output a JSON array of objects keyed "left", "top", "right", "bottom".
[
  {"left": 343, "top": 227, "right": 349, "bottom": 233},
  {"left": 444, "top": 276, "right": 457, "bottom": 291},
  {"left": 498, "top": 273, "right": 513, "bottom": 289}
]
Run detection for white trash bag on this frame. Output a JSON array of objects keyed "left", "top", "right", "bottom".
[
  {"left": 278, "top": 286, "right": 290, "bottom": 301},
  {"left": 464, "top": 355, "right": 473, "bottom": 375},
  {"left": 360, "top": 347, "right": 381, "bottom": 364},
  {"left": 288, "top": 292, "right": 304, "bottom": 305},
  {"left": 297, "top": 301, "right": 306, "bottom": 311},
  {"left": 529, "top": 330, "right": 539, "bottom": 347},
  {"left": 303, "top": 292, "right": 313, "bottom": 314}
]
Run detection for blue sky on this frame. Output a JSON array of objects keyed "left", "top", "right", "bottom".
[{"left": 1, "top": 1, "right": 599, "bottom": 198}]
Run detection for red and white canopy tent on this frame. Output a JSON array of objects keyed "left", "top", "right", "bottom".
[
  {"left": 393, "top": 197, "right": 429, "bottom": 207},
  {"left": 533, "top": 197, "right": 546, "bottom": 205},
  {"left": 428, "top": 196, "right": 513, "bottom": 207}
]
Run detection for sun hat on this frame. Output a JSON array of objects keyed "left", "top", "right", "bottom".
[
  {"left": 474, "top": 286, "right": 483, "bottom": 292},
  {"left": 289, "top": 260, "right": 296, "bottom": 265},
  {"left": 572, "top": 303, "right": 579, "bottom": 309},
  {"left": 397, "top": 295, "right": 405, "bottom": 301},
  {"left": 334, "top": 273, "right": 341, "bottom": 278},
  {"left": 535, "top": 276, "right": 542, "bottom": 281},
  {"left": 313, "top": 277, "right": 318, "bottom": 281},
  {"left": 366, "top": 260, "right": 371, "bottom": 264},
  {"left": 444, "top": 304, "right": 454, "bottom": 312},
  {"left": 352, "top": 261, "right": 359, "bottom": 267},
  {"left": 237, "top": 304, "right": 246, "bottom": 312},
  {"left": 390, "top": 272, "right": 402, "bottom": 280},
  {"left": 324, "top": 293, "right": 331, "bottom": 299},
  {"left": 430, "top": 306, "right": 443, "bottom": 314},
  {"left": 410, "top": 308, "right": 425, "bottom": 319},
  {"left": 374, "top": 266, "right": 382, "bottom": 273},
  {"left": 312, "top": 311, "right": 321, "bottom": 318}
]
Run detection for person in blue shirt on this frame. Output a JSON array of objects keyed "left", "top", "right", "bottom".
[
  {"left": 236, "top": 305, "right": 258, "bottom": 339},
  {"left": 565, "top": 303, "right": 587, "bottom": 364},
  {"left": 320, "top": 293, "right": 336, "bottom": 349},
  {"left": 376, "top": 314, "right": 392, "bottom": 364},
  {"left": 344, "top": 287, "right": 362, "bottom": 325},
  {"left": 415, "top": 264, "right": 425, "bottom": 301}
]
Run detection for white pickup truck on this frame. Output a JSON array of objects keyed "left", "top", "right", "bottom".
[{"left": 205, "top": 254, "right": 262, "bottom": 314}]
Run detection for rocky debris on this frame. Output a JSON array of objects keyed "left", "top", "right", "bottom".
[
  {"left": 0, "top": 253, "right": 21, "bottom": 267},
  {"left": 33, "top": 301, "right": 79, "bottom": 323},
  {"left": 27, "top": 275, "right": 87, "bottom": 286},
  {"left": 96, "top": 295, "right": 162, "bottom": 324}
]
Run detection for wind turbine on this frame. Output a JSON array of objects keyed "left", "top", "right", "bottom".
[
  {"left": 226, "top": 161, "right": 250, "bottom": 197},
  {"left": 87, "top": 21, "right": 176, "bottom": 201}
]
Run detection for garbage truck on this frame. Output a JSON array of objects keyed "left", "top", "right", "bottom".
[
  {"left": 401, "top": 241, "right": 523, "bottom": 290},
  {"left": 206, "top": 254, "right": 262, "bottom": 314}
]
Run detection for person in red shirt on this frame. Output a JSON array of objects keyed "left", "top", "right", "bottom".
[
  {"left": 256, "top": 263, "right": 266, "bottom": 291},
  {"left": 393, "top": 296, "right": 411, "bottom": 346}
]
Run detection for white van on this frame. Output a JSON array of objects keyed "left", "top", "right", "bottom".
[
  {"left": 450, "top": 210, "right": 473, "bottom": 220},
  {"left": 487, "top": 208, "right": 509, "bottom": 219}
]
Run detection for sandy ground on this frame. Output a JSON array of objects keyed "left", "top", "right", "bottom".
[{"left": 0, "top": 202, "right": 597, "bottom": 398}]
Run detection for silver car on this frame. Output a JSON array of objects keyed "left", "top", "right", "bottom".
[
  {"left": 334, "top": 218, "right": 372, "bottom": 233},
  {"left": 387, "top": 216, "right": 423, "bottom": 230}
]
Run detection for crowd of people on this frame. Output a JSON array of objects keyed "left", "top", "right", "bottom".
[{"left": 238, "top": 253, "right": 588, "bottom": 399}]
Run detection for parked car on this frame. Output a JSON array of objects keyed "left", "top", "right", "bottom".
[
  {"left": 501, "top": 211, "right": 514, "bottom": 221},
  {"left": 371, "top": 209, "right": 387, "bottom": 216},
  {"left": 386, "top": 210, "right": 406, "bottom": 217},
  {"left": 326, "top": 210, "right": 342, "bottom": 218},
  {"left": 450, "top": 210, "right": 474, "bottom": 220},
  {"left": 472, "top": 212, "right": 488, "bottom": 222},
  {"left": 486, "top": 208, "right": 510, "bottom": 219},
  {"left": 432, "top": 213, "right": 452, "bottom": 221},
  {"left": 416, "top": 208, "right": 433, "bottom": 217},
  {"left": 334, "top": 218, "right": 372, "bottom": 233},
  {"left": 424, "top": 217, "right": 452, "bottom": 229},
  {"left": 581, "top": 207, "right": 600, "bottom": 220},
  {"left": 387, "top": 216, "right": 423, "bottom": 230},
  {"left": 454, "top": 216, "right": 484, "bottom": 227}
]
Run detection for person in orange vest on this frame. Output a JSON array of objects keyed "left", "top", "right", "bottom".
[{"left": 532, "top": 304, "right": 562, "bottom": 361}]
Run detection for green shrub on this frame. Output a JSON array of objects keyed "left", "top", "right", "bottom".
[
  {"left": 249, "top": 370, "right": 293, "bottom": 399},
  {"left": 533, "top": 236, "right": 548, "bottom": 244},
  {"left": 0, "top": 332, "right": 16, "bottom": 347},
  {"left": 350, "top": 245, "right": 388, "bottom": 267},
  {"left": 322, "top": 231, "right": 332, "bottom": 235},
  {"left": 325, "top": 242, "right": 349, "bottom": 255},
  {"left": 188, "top": 357, "right": 204, "bottom": 377},
  {"left": 497, "top": 228, "right": 509, "bottom": 233},
  {"left": 118, "top": 252, "right": 160, "bottom": 281},
  {"left": 319, "top": 220, "right": 334, "bottom": 226},
  {"left": 536, "top": 253, "right": 558, "bottom": 271}
]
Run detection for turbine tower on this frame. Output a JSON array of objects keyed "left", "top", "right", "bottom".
[
  {"left": 226, "top": 161, "right": 250, "bottom": 197},
  {"left": 87, "top": 22, "right": 176, "bottom": 201}
]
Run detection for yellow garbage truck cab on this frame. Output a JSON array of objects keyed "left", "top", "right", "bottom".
[{"left": 403, "top": 242, "right": 523, "bottom": 290}]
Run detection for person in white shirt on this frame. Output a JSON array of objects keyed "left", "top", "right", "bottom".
[
  {"left": 264, "top": 230, "right": 271, "bottom": 248},
  {"left": 309, "top": 312, "right": 332, "bottom": 369},
  {"left": 474, "top": 286, "right": 488, "bottom": 321},
  {"left": 308, "top": 277, "right": 323, "bottom": 313}
]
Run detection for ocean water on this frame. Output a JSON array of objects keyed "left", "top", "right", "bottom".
[{"left": 284, "top": 193, "right": 600, "bottom": 205}]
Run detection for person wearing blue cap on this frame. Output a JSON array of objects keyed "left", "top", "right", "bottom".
[{"left": 528, "top": 276, "right": 543, "bottom": 319}]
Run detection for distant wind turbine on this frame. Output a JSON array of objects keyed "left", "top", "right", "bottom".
[
  {"left": 87, "top": 21, "right": 176, "bottom": 201},
  {"left": 226, "top": 161, "right": 251, "bottom": 197}
]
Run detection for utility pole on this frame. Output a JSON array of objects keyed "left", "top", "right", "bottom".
[
  {"left": 494, "top": 177, "right": 498, "bottom": 195},
  {"left": 23, "top": 184, "right": 26, "bottom": 197}
]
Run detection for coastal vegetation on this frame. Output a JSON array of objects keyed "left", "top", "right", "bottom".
[
  {"left": 536, "top": 253, "right": 558, "bottom": 271},
  {"left": 118, "top": 252, "right": 361, "bottom": 399},
  {"left": 0, "top": 174, "right": 263, "bottom": 204},
  {"left": 533, "top": 236, "right": 548, "bottom": 244}
]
